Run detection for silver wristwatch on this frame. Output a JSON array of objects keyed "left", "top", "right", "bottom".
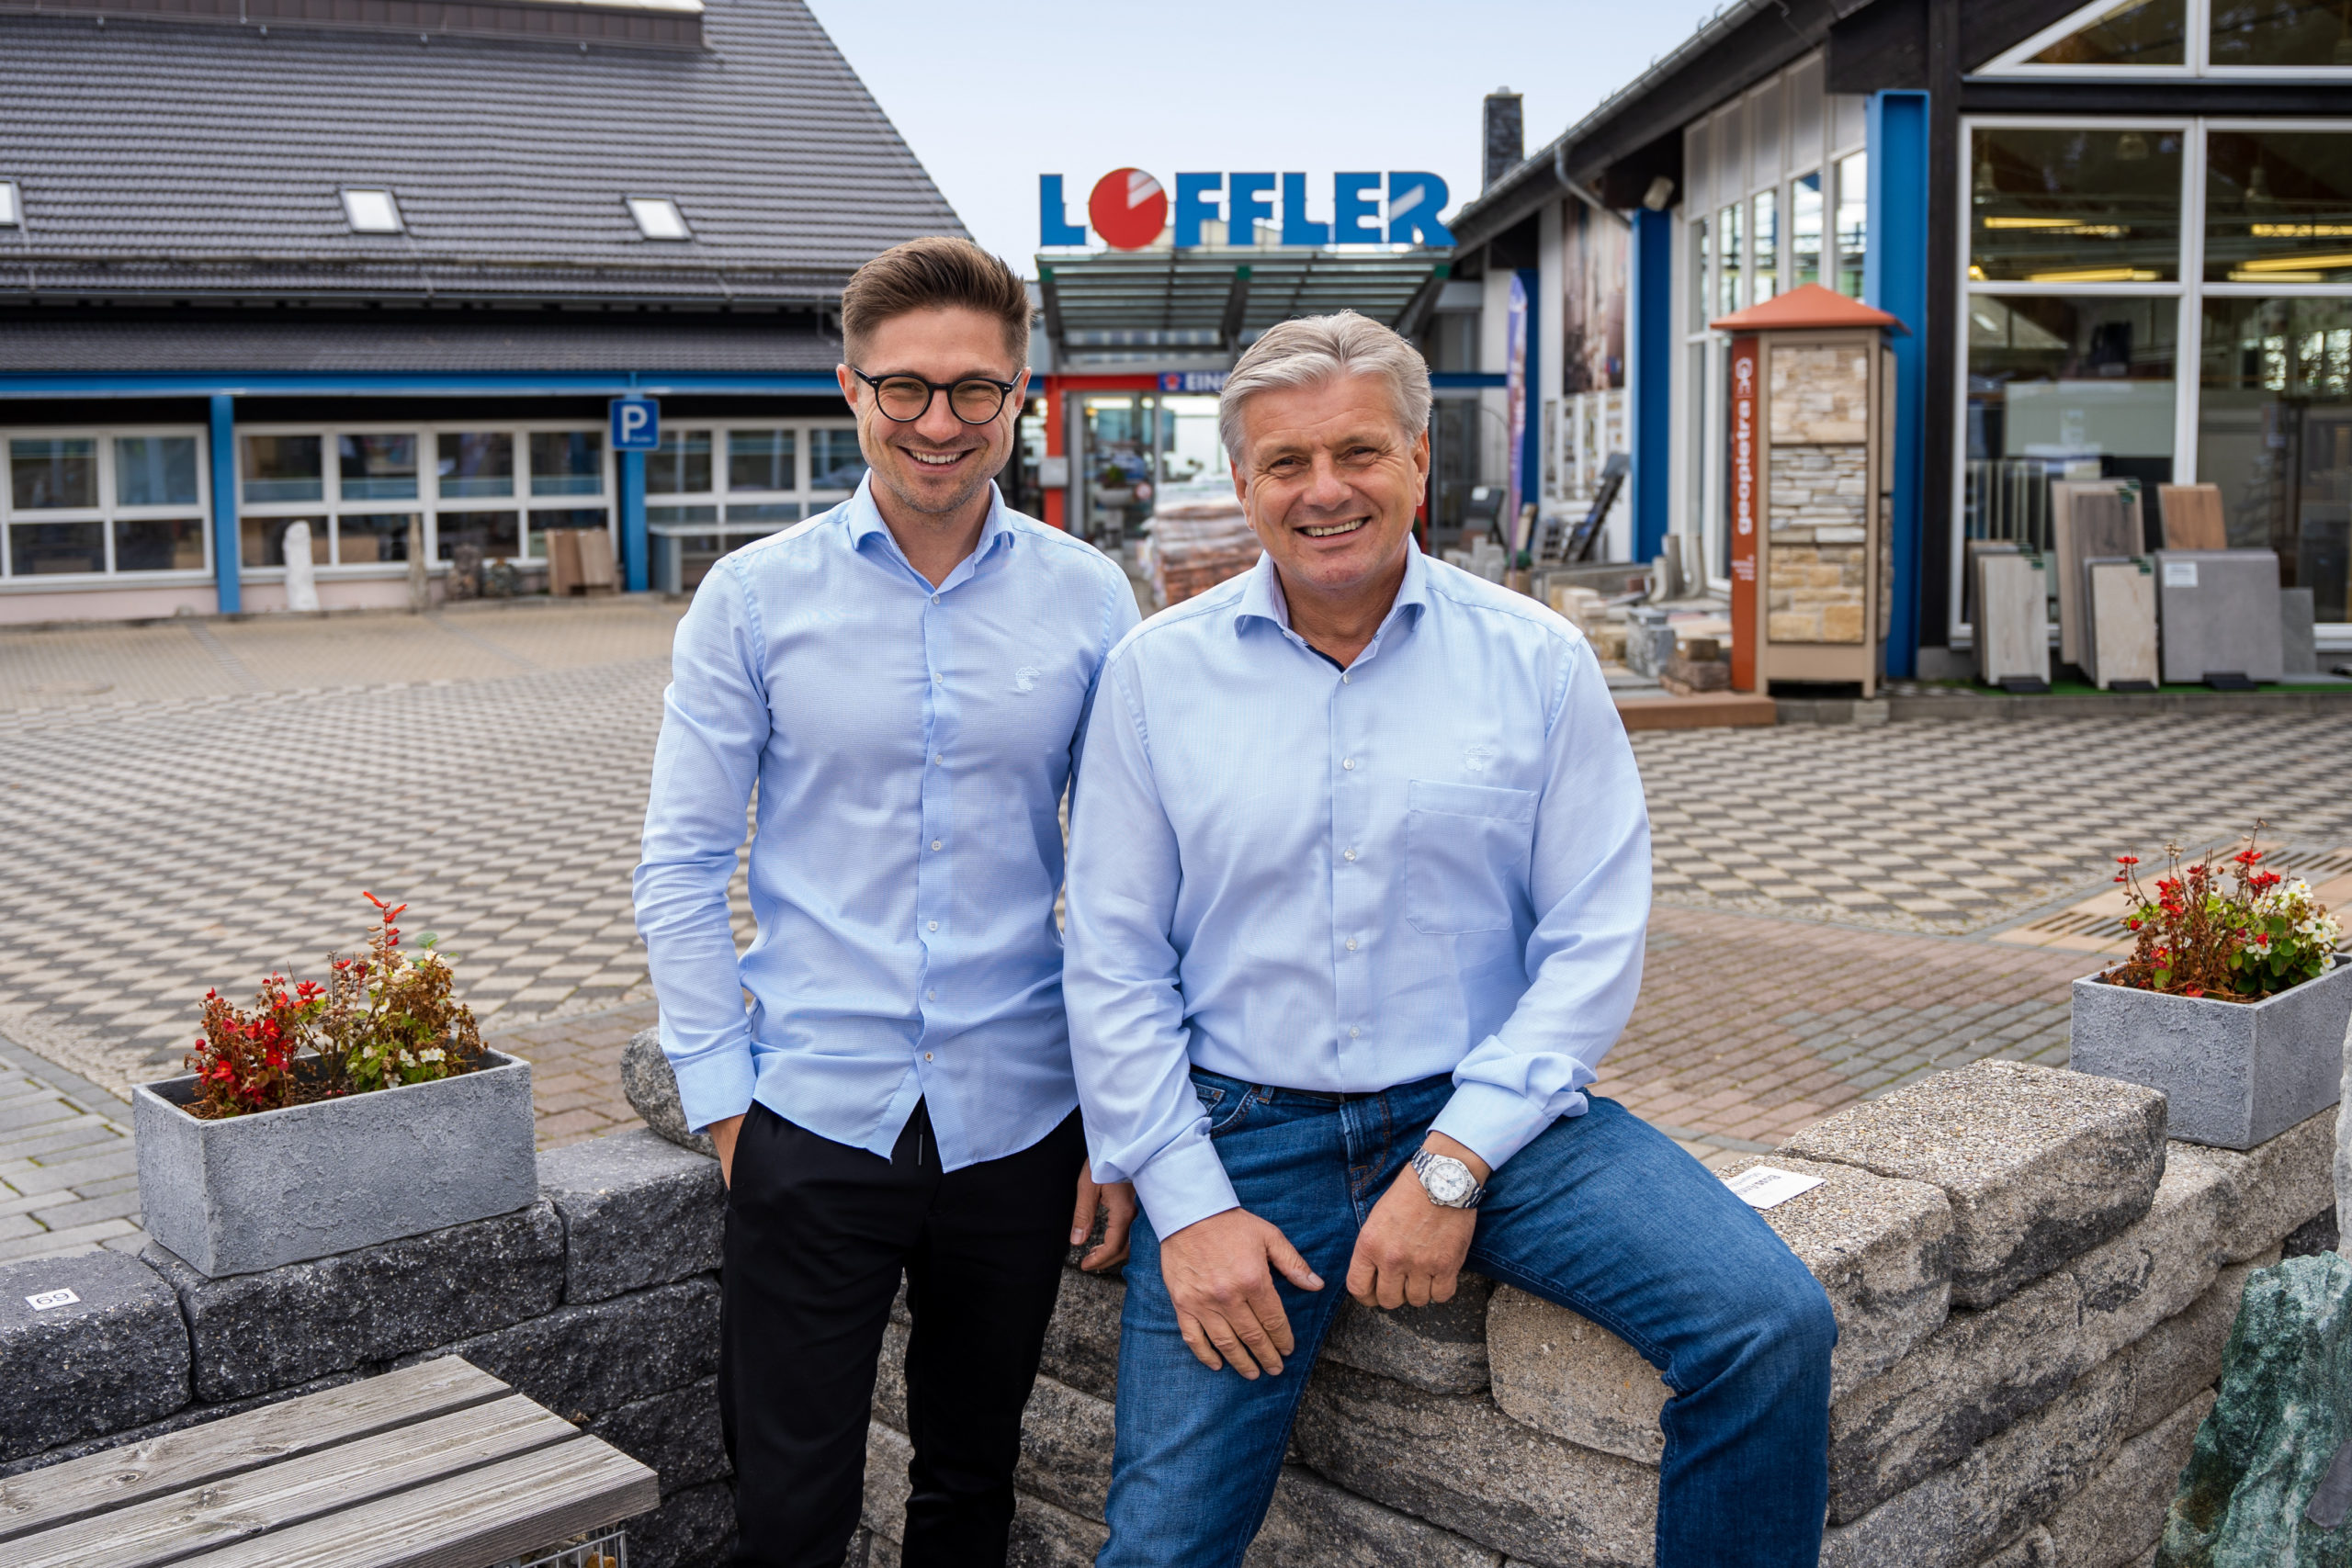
[{"left": 1411, "top": 1146, "right": 1486, "bottom": 1209}]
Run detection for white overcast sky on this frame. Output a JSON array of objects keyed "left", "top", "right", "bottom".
[{"left": 803, "top": 0, "right": 1734, "bottom": 269}]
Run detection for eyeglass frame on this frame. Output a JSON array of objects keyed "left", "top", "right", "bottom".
[{"left": 849, "top": 367, "right": 1027, "bottom": 426}]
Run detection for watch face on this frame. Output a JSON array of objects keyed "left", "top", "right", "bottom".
[{"left": 1421, "top": 1156, "right": 1475, "bottom": 1205}]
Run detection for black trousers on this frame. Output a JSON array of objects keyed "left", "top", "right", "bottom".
[{"left": 719, "top": 1099, "right": 1083, "bottom": 1568}]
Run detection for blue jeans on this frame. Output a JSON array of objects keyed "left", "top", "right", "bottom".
[{"left": 1099, "top": 1071, "right": 1835, "bottom": 1568}]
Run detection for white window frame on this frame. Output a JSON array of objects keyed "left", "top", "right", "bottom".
[
  {"left": 639, "top": 417, "right": 865, "bottom": 526},
  {"left": 1950, "top": 114, "right": 2352, "bottom": 647},
  {"left": 1978, "top": 0, "right": 2352, "bottom": 81},
  {"left": 235, "top": 420, "right": 616, "bottom": 578},
  {"left": 0, "top": 425, "right": 213, "bottom": 587}
]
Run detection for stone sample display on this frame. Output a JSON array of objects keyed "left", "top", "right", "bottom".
[
  {"left": 0, "top": 1251, "right": 190, "bottom": 1462},
  {"left": 2055, "top": 484, "right": 2143, "bottom": 670},
  {"left": 2074, "top": 964, "right": 2352, "bottom": 1150},
  {"left": 133, "top": 1048, "right": 539, "bottom": 1277},
  {"left": 625, "top": 1029, "right": 718, "bottom": 1157},
  {"left": 1780, "top": 1059, "right": 2167, "bottom": 1308},
  {"left": 1976, "top": 552, "right": 2052, "bottom": 687},
  {"left": 2085, "top": 558, "right": 2158, "bottom": 690},
  {"left": 2156, "top": 549, "right": 2285, "bottom": 684},
  {"left": 2282, "top": 587, "right": 2319, "bottom": 676},
  {"left": 2154, "top": 1253, "right": 2352, "bottom": 1566}
]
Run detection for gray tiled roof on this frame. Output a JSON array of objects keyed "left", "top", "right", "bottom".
[
  {"left": 0, "top": 0, "right": 967, "bottom": 305},
  {"left": 0, "top": 310, "right": 842, "bottom": 372}
]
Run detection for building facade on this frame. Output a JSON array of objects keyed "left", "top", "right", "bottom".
[
  {"left": 1450, "top": 0, "right": 2352, "bottom": 678},
  {"left": 0, "top": 0, "right": 963, "bottom": 622}
]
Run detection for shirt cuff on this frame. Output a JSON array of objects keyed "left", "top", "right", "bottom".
[
  {"left": 1430, "top": 1078, "right": 1582, "bottom": 1178},
  {"left": 1130, "top": 1134, "right": 1241, "bottom": 1240},
  {"left": 668, "top": 1043, "right": 758, "bottom": 1135}
]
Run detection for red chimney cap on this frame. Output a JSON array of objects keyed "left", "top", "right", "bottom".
[{"left": 1710, "top": 282, "right": 1906, "bottom": 333}]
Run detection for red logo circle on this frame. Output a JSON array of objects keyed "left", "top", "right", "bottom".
[{"left": 1088, "top": 168, "right": 1167, "bottom": 250}]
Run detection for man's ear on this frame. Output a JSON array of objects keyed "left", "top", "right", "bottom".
[{"left": 835, "top": 363, "right": 860, "bottom": 412}]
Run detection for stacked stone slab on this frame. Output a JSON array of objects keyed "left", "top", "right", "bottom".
[
  {"left": 1765, "top": 343, "right": 1872, "bottom": 647},
  {"left": 852, "top": 1060, "right": 2334, "bottom": 1568},
  {"left": 0, "top": 1128, "right": 734, "bottom": 1568}
]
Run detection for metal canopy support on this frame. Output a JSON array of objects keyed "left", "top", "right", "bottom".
[
  {"left": 1038, "top": 267, "right": 1068, "bottom": 357},
  {"left": 1219, "top": 266, "right": 1252, "bottom": 351},
  {"left": 1391, "top": 264, "right": 1450, "bottom": 338}
]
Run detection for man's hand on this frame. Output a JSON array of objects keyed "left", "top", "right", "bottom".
[
  {"left": 1347, "top": 1133, "right": 1489, "bottom": 1310},
  {"left": 709, "top": 1113, "right": 746, "bottom": 1188},
  {"left": 1071, "top": 1166, "right": 1139, "bottom": 1272},
  {"left": 1158, "top": 1208, "right": 1324, "bottom": 1379}
]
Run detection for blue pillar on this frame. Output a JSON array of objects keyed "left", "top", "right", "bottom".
[
  {"left": 1866, "top": 90, "right": 1929, "bottom": 680},
  {"left": 1629, "top": 206, "right": 1673, "bottom": 564},
  {"left": 208, "top": 393, "right": 240, "bottom": 615},
  {"left": 620, "top": 450, "right": 648, "bottom": 592},
  {"left": 1515, "top": 266, "right": 1541, "bottom": 556}
]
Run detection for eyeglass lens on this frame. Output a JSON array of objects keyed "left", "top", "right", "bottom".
[{"left": 874, "top": 378, "right": 1009, "bottom": 424}]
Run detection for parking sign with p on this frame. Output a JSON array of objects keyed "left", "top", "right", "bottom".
[{"left": 610, "top": 396, "right": 660, "bottom": 451}]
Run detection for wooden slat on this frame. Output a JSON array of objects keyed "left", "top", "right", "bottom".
[
  {"left": 11, "top": 1396, "right": 578, "bottom": 1568},
  {"left": 173, "top": 1439, "right": 660, "bottom": 1568},
  {"left": 0, "top": 1358, "right": 510, "bottom": 1544}
]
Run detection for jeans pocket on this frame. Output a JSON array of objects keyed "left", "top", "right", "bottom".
[
  {"left": 1193, "top": 1078, "right": 1255, "bottom": 1136},
  {"left": 1405, "top": 779, "right": 1537, "bottom": 935}
]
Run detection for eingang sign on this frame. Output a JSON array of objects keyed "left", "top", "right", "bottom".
[{"left": 1041, "top": 169, "right": 1453, "bottom": 251}]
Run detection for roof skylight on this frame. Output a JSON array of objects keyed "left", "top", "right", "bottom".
[
  {"left": 342, "top": 189, "right": 402, "bottom": 233},
  {"left": 0, "top": 182, "right": 19, "bottom": 228},
  {"left": 628, "top": 197, "right": 692, "bottom": 241}
]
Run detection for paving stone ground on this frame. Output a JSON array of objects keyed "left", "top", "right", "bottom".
[{"left": 5, "top": 601, "right": 2352, "bottom": 1258}]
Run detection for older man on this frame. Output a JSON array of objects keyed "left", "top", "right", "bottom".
[{"left": 1064, "top": 311, "right": 1835, "bottom": 1567}]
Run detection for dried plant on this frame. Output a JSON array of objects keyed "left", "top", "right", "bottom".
[
  {"left": 183, "top": 891, "right": 486, "bottom": 1119},
  {"left": 2100, "top": 825, "right": 2342, "bottom": 1002}
]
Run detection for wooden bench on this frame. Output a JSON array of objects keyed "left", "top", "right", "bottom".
[{"left": 0, "top": 1357, "right": 660, "bottom": 1568}]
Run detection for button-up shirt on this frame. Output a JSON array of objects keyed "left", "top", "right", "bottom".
[
  {"left": 1064, "top": 541, "right": 1650, "bottom": 1236},
  {"left": 635, "top": 478, "right": 1138, "bottom": 1169}
]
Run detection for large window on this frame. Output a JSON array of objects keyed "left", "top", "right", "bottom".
[
  {"left": 1984, "top": 0, "right": 2352, "bottom": 75},
  {"left": 642, "top": 421, "right": 865, "bottom": 592},
  {"left": 2, "top": 429, "right": 208, "bottom": 581},
  {"left": 1957, "top": 118, "right": 2352, "bottom": 637}
]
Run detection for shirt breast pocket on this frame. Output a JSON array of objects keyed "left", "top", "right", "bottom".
[{"left": 1406, "top": 779, "right": 1538, "bottom": 935}]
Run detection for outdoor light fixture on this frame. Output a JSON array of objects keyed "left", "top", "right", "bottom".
[
  {"left": 342, "top": 189, "right": 402, "bottom": 233},
  {"left": 0, "top": 181, "right": 20, "bottom": 227},
  {"left": 627, "top": 197, "right": 691, "bottom": 241},
  {"left": 1643, "top": 175, "right": 1676, "bottom": 212}
]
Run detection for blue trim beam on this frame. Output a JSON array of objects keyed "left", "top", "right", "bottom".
[
  {"left": 209, "top": 393, "right": 239, "bottom": 615},
  {"left": 1515, "top": 267, "right": 1541, "bottom": 553},
  {"left": 620, "top": 450, "right": 649, "bottom": 593},
  {"left": 1629, "top": 207, "right": 1673, "bottom": 564},
  {"left": 1866, "top": 90, "right": 1929, "bottom": 682},
  {"left": 0, "top": 372, "right": 848, "bottom": 400}
]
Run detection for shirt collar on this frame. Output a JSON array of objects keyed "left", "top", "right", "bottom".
[
  {"left": 1232, "top": 534, "right": 1431, "bottom": 641},
  {"left": 844, "top": 473, "right": 1016, "bottom": 582}
]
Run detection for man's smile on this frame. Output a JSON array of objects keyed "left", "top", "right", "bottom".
[
  {"left": 904, "top": 446, "right": 975, "bottom": 469},
  {"left": 1300, "top": 518, "right": 1369, "bottom": 538}
]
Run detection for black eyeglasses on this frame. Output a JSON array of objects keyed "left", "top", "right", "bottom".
[{"left": 851, "top": 367, "right": 1023, "bottom": 425}]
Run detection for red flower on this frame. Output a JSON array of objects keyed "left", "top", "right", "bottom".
[{"left": 2117, "top": 855, "right": 2140, "bottom": 866}]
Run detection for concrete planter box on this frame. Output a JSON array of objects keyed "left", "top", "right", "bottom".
[
  {"left": 133, "top": 1050, "right": 537, "bottom": 1277},
  {"left": 2070, "top": 964, "right": 2352, "bottom": 1149}
]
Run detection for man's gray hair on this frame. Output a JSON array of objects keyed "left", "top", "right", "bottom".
[{"left": 1218, "top": 310, "right": 1434, "bottom": 468}]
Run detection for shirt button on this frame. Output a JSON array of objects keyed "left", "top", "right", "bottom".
[
  {"left": 1350, "top": 1027, "right": 1361, "bottom": 1039},
  {"left": 931, "top": 840, "right": 943, "bottom": 851},
  {"left": 924, "top": 1052, "right": 934, "bottom": 1062},
  {"left": 933, "top": 672, "right": 944, "bottom": 683},
  {"left": 1341, "top": 673, "right": 1351, "bottom": 684},
  {"left": 1346, "top": 937, "right": 1359, "bottom": 952},
  {"left": 1341, "top": 758, "right": 1355, "bottom": 771},
  {"left": 927, "top": 988, "right": 937, "bottom": 1000},
  {"left": 1343, "top": 849, "right": 1357, "bottom": 863},
  {"left": 934, "top": 753, "right": 944, "bottom": 764},
  {"left": 932, "top": 594, "right": 941, "bottom": 604},
  {"left": 928, "top": 919, "right": 939, "bottom": 931}
]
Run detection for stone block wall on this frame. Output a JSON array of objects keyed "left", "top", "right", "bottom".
[
  {"left": 849, "top": 1060, "right": 2333, "bottom": 1568},
  {"left": 1767, "top": 446, "right": 1869, "bottom": 646},
  {"left": 0, "top": 1129, "right": 737, "bottom": 1568},
  {"left": 2, "top": 1058, "right": 2335, "bottom": 1568}
]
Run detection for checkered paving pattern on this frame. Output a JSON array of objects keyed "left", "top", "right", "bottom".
[{"left": 1634, "top": 715, "right": 2352, "bottom": 933}]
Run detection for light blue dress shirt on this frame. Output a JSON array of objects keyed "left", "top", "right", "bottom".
[
  {"left": 634, "top": 478, "right": 1138, "bottom": 1169},
  {"left": 1063, "top": 542, "right": 1651, "bottom": 1236}
]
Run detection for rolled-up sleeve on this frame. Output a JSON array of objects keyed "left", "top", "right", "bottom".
[
  {"left": 1430, "top": 637, "right": 1651, "bottom": 1174},
  {"left": 633, "top": 567, "right": 771, "bottom": 1134},
  {"left": 1063, "top": 656, "right": 1239, "bottom": 1239}
]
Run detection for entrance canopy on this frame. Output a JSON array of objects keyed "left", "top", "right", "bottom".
[{"left": 1037, "top": 248, "right": 1451, "bottom": 359}]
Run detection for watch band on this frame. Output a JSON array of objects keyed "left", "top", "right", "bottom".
[{"left": 1411, "top": 1146, "right": 1487, "bottom": 1209}]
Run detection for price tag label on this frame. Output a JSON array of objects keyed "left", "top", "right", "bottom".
[
  {"left": 1723, "top": 1166, "right": 1826, "bottom": 1211},
  {"left": 2163, "top": 560, "right": 2199, "bottom": 588},
  {"left": 25, "top": 1289, "right": 79, "bottom": 1311}
]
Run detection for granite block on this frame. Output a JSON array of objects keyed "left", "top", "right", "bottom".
[
  {"left": 587, "top": 1375, "right": 729, "bottom": 1495},
  {"left": 1007, "top": 1489, "right": 1111, "bottom": 1568},
  {"left": 538, "top": 1128, "right": 723, "bottom": 1304},
  {"left": 0, "top": 1251, "right": 189, "bottom": 1461},
  {"left": 145, "top": 1200, "right": 565, "bottom": 1401},
  {"left": 624, "top": 1029, "right": 717, "bottom": 1157},
  {"left": 2177, "top": 1105, "right": 2335, "bottom": 1263},
  {"left": 2038, "top": 1390, "right": 2215, "bottom": 1568},
  {"left": 1038, "top": 1265, "right": 1124, "bottom": 1404},
  {"left": 626, "top": 1476, "right": 737, "bottom": 1568},
  {"left": 1013, "top": 1372, "right": 1115, "bottom": 1522},
  {"left": 1292, "top": 1360, "right": 1657, "bottom": 1568},
  {"left": 1321, "top": 1272, "right": 1494, "bottom": 1396},
  {"left": 1781, "top": 1060, "right": 2166, "bottom": 1308},
  {"left": 428, "top": 1275, "right": 719, "bottom": 1421},
  {"left": 0, "top": 1366, "right": 370, "bottom": 1481},
  {"left": 2120, "top": 1252, "right": 2276, "bottom": 1438},
  {"left": 1245, "top": 1463, "right": 1504, "bottom": 1567}
]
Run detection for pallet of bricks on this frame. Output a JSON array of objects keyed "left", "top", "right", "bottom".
[{"left": 1149, "top": 499, "right": 1261, "bottom": 607}]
